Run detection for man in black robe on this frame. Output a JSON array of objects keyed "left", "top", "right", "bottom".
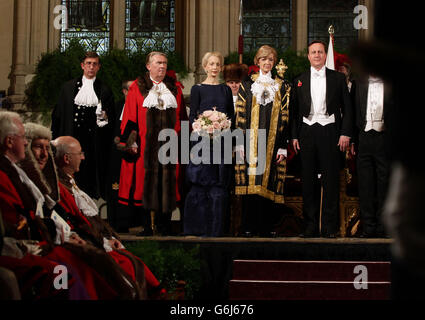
[{"left": 51, "top": 51, "right": 115, "bottom": 200}]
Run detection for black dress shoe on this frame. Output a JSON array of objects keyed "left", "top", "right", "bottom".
[
  {"left": 322, "top": 233, "right": 336, "bottom": 238},
  {"left": 242, "top": 231, "right": 253, "bottom": 238}
]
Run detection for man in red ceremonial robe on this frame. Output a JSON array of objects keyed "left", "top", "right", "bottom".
[
  {"left": 51, "top": 134, "right": 165, "bottom": 299},
  {"left": 118, "top": 51, "right": 186, "bottom": 236},
  {"left": 0, "top": 111, "right": 117, "bottom": 300}
]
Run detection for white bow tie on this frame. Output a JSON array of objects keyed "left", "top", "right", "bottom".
[
  {"left": 312, "top": 70, "right": 325, "bottom": 79},
  {"left": 369, "top": 78, "right": 383, "bottom": 84}
]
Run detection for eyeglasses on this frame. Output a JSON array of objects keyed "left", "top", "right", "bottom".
[{"left": 84, "top": 61, "right": 99, "bottom": 67}]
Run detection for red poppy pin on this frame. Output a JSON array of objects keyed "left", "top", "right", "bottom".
[{"left": 297, "top": 80, "right": 302, "bottom": 87}]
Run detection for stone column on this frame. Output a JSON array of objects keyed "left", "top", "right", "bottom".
[
  {"left": 49, "top": 0, "right": 62, "bottom": 52},
  {"left": 194, "top": 0, "right": 212, "bottom": 83},
  {"left": 293, "top": 0, "right": 308, "bottom": 53},
  {"left": 30, "top": 0, "right": 49, "bottom": 67},
  {"left": 8, "top": 0, "right": 32, "bottom": 110},
  {"left": 180, "top": 0, "right": 240, "bottom": 91},
  {"left": 358, "top": 0, "right": 374, "bottom": 41},
  {"left": 180, "top": 0, "right": 199, "bottom": 93},
  {"left": 194, "top": 0, "right": 240, "bottom": 83},
  {"left": 112, "top": 0, "right": 126, "bottom": 49},
  {"left": 0, "top": 0, "right": 14, "bottom": 94},
  {"left": 229, "top": 0, "right": 240, "bottom": 55}
]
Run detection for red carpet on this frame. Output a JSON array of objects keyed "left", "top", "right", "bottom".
[{"left": 229, "top": 260, "right": 390, "bottom": 300}]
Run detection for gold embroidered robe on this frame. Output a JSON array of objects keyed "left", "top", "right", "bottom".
[{"left": 234, "top": 74, "right": 291, "bottom": 203}]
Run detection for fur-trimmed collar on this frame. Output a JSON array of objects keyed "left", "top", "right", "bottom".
[
  {"left": 137, "top": 72, "right": 178, "bottom": 98},
  {"left": 57, "top": 168, "right": 73, "bottom": 193}
]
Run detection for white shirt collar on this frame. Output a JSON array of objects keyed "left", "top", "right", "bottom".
[
  {"left": 368, "top": 76, "right": 383, "bottom": 83},
  {"left": 82, "top": 75, "right": 96, "bottom": 83},
  {"left": 12, "top": 161, "right": 45, "bottom": 211},
  {"left": 311, "top": 66, "right": 326, "bottom": 78},
  {"left": 150, "top": 76, "right": 163, "bottom": 84},
  {"left": 251, "top": 70, "right": 279, "bottom": 106},
  {"left": 259, "top": 70, "right": 272, "bottom": 79},
  {"left": 4, "top": 154, "right": 14, "bottom": 164}
]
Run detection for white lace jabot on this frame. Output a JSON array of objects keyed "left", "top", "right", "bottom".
[
  {"left": 74, "top": 76, "right": 108, "bottom": 127},
  {"left": 143, "top": 78, "right": 177, "bottom": 110},
  {"left": 69, "top": 176, "right": 99, "bottom": 217},
  {"left": 251, "top": 71, "right": 279, "bottom": 106},
  {"left": 74, "top": 76, "right": 99, "bottom": 107}
]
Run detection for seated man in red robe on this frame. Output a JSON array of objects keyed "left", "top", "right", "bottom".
[
  {"left": 0, "top": 111, "right": 118, "bottom": 300},
  {"left": 50, "top": 134, "right": 165, "bottom": 298}
]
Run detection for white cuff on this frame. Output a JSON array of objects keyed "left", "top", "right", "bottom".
[
  {"left": 277, "top": 148, "right": 287, "bottom": 157},
  {"left": 103, "top": 237, "right": 113, "bottom": 252}
]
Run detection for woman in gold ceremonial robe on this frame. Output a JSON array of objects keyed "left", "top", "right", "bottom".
[{"left": 234, "top": 45, "right": 291, "bottom": 237}]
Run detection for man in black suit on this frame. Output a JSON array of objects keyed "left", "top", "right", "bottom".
[
  {"left": 290, "top": 40, "right": 353, "bottom": 238},
  {"left": 51, "top": 51, "right": 115, "bottom": 200},
  {"left": 351, "top": 76, "right": 392, "bottom": 238}
]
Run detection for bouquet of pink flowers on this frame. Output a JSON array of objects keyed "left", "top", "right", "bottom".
[{"left": 192, "top": 107, "right": 231, "bottom": 138}]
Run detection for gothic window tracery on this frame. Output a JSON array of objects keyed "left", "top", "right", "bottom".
[
  {"left": 60, "top": 0, "right": 111, "bottom": 54},
  {"left": 242, "top": 0, "right": 292, "bottom": 53},
  {"left": 125, "top": 0, "right": 175, "bottom": 53},
  {"left": 308, "top": 0, "right": 358, "bottom": 50}
]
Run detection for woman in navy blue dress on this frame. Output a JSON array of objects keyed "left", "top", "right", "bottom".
[{"left": 183, "top": 52, "right": 234, "bottom": 237}]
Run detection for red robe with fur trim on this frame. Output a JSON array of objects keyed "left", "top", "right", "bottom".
[
  {"left": 0, "top": 158, "right": 117, "bottom": 299},
  {"left": 57, "top": 179, "right": 159, "bottom": 292},
  {"left": 58, "top": 183, "right": 92, "bottom": 229},
  {"left": 118, "top": 75, "right": 185, "bottom": 210},
  {"left": 0, "top": 169, "right": 33, "bottom": 239}
]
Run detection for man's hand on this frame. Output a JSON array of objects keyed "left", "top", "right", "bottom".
[
  {"left": 292, "top": 139, "right": 300, "bottom": 154},
  {"left": 107, "top": 238, "right": 124, "bottom": 250},
  {"left": 68, "top": 233, "right": 87, "bottom": 246},
  {"left": 276, "top": 154, "right": 286, "bottom": 164},
  {"left": 338, "top": 135, "right": 351, "bottom": 152}
]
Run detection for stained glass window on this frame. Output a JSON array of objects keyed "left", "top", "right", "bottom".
[
  {"left": 242, "top": 0, "right": 292, "bottom": 53},
  {"left": 308, "top": 0, "right": 358, "bottom": 50},
  {"left": 60, "top": 0, "right": 111, "bottom": 54},
  {"left": 125, "top": 0, "right": 175, "bottom": 53}
]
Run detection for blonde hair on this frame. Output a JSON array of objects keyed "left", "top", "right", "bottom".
[
  {"left": 254, "top": 45, "right": 277, "bottom": 65},
  {"left": 201, "top": 51, "right": 224, "bottom": 69}
]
